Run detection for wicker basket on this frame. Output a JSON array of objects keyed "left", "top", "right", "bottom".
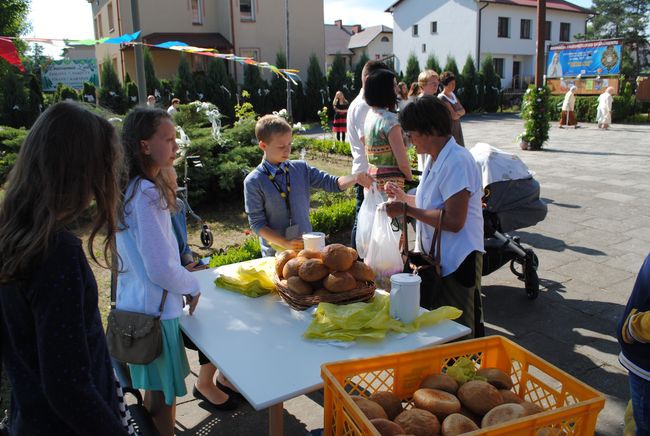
[{"left": 274, "top": 276, "right": 376, "bottom": 311}]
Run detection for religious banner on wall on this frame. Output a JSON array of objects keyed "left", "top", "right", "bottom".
[
  {"left": 546, "top": 39, "right": 622, "bottom": 79},
  {"left": 42, "top": 58, "right": 99, "bottom": 91},
  {"left": 547, "top": 77, "right": 619, "bottom": 95}
]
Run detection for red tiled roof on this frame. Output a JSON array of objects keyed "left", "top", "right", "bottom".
[{"left": 386, "top": 0, "right": 592, "bottom": 15}]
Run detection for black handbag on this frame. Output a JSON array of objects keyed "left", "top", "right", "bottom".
[
  {"left": 106, "top": 260, "right": 168, "bottom": 365},
  {"left": 402, "top": 208, "right": 445, "bottom": 310}
]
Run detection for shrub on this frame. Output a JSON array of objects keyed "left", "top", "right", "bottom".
[
  {"left": 124, "top": 81, "right": 138, "bottom": 109},
  {"left": 82, "top": 81, "right": 97, "bottom": 104},
  {"left": 328, "top": 53, "right": 350, "bottom": 103},
  {"left": 174, "top": 54, "right": 195, "bottom": 103},
  {"left": 55, "top": 83, "right": 79, "bottom": 102},
  {"left": 144, "top": 47, "right": 160, "bottom": 97},
  {"left": 205, "top": 58, "right": 236, "bottom": 123},
  {"left": 269, "top": 52, "right": 289, "bottom": 114},
  {"left": 443, "top": 56, "right": 459, "bottom": 79},
  {"left": 425, "top": 54, "right": 441, "bottom": 74},
  {"left": 404, "top": 53, "right": 421, "bottom": 86},
  {"left": 98, "top": 57, "right": 125, "bottom": 114},
  {"left": 354, "top": 52, "right": 369, "bottom": 95},
  {"left": 243, "top": 64, "right": 269, "bottom": 115},
  {"left": 209, "top": 236, "right": 262, "bottom": 268},
  {"left": 305, "top": 54, "right": 327, "bottom": 121},
  {"left": 0, "top": 70, "right": 30, "bottom": 128},
  {"left": 0, "top": 126, "right": 28, "bottom": 185},
  {"left": 520, "top": 85, "right": 551, "bottom": 150},
  {"left": 292, "top": 135, "right": 350, "bottom": 156},
  {"left": 480, "top": 55, "right": 499, "bottom": 113},
  {"left": 459, "top": 55, "right": 478, "bottom": 112}
]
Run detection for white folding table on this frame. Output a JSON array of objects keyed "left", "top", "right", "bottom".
[{"left": 180, "top": 264, "right": 470, "bottom": 435}]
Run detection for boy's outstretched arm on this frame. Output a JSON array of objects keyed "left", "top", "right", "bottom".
[
  {"left": 259, "top": 227, "right": 303, "bottom": 251},
  {"left": 337, "top": 172, "right": 373, "bottom": 191}
]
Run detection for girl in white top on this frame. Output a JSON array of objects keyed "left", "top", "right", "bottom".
[
  {"left": 118, "top": 107, "right": 201, "bottom": 436},
  {"left": 385, "top": 95, "right": 485, "bottom": 337}
]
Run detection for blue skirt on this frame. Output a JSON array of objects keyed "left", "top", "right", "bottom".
[{"left": 128, "top": 318, "right": 190, "bottom": 405}]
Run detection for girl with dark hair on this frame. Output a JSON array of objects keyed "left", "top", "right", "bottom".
[
  {"left": 384, "top": 96, "right": 485, "bottom": 338},
  {"left": 117, "top": 107, "right": 210, "bottom": 436},
  {"left": 438, "top": 71, "right": 466, "bottom": 146},
  {"left": 363, "top": 69, "right": 413, "bottom": 193},
  {"left": 0, "top": 102, "right": 131, "bottom": 434},
  {"left": 332, "top": 90, "right": 349, "bottom": 142},
  {"left": 396, "top": 81, "right": 409, "bottom": 111}
]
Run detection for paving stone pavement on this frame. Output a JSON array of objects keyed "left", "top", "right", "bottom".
[{"left": 174, "top": 114, "right": 649, "bottom": 435}]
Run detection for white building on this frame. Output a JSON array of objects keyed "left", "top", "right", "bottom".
[
  {"left": 387, "top": 0, "right": 591, "bottom": 89},
  {"left": 325, "top": 20, "right": 392, "bottom": 70}
]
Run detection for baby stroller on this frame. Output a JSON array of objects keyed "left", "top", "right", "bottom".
[{"left": 470, "top": 143, "right": 547, "bottom": 299}]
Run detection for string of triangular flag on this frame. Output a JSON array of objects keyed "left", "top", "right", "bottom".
[{"left": 0, "top": 31, "right": 301, "bottom": 84}]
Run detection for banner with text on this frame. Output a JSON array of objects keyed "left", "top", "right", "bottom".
[
  {"left": 42, "top": 58, "right": 99, "bottom": 92},
  {"left": 546, "top": 39, "right": 622, "bottom": 79}
]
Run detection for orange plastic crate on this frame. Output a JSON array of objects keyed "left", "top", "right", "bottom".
[{"left": 321, "top": 335, "right": 605, "bottom": 435}]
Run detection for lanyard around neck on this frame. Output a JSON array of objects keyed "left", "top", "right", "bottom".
[{"left": 262, "top": 164, "right": 292, "bottom": 223}]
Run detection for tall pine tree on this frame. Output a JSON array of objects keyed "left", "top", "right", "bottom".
[
  {"left": 459, "top": 55, "right": 478, "bottom": 113},
  {"left": 443, "top": 56, "right": 460, "bottom": 78},
  {"left": 353, "top": 52, "right": 369, "bottom": 94},
  {"left": 480, "top": 55, "right": 499, "bottom": 113},
  {"left": 243, "top": 64, "right": 269, "bottom": 115},
  {"left": 269, "top": 51, "right": 289, "bottom": 112},
  {"left": 404, "top": 53, "right": 421, "bottom": 86},
  {"left": 425, "top": 54, "right": 441, "bottom": 74},
  {"left": 174, "top": 54, "right": 195, "bottom": 102},
  {"left": 98, "top": 57, "right": 125, "bottom": 114},
  {"left": 205, "top": 58, "right": 236, "bottom": 122},
  {"left": 328, "top": 53, "right": 349, "bottom": 104},
  {"left": 143, "top": 47, "right": 160, "bottom": 96},
  {"left": 305, "top": 54, "right": 327, "bottom": 121}
]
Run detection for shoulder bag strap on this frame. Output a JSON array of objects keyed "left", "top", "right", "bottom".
[{"left": 430, "top": 210, "right": 444, "bottom": 276}]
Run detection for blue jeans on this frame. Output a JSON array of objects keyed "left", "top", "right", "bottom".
[
  {"left": 350, "top": 184, "right": 364, "bottom": 251},
  {"left": 630, "top": 372, "right": 650, "bottom": 435}
]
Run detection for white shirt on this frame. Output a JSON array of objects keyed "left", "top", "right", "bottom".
[
  {"left": 415, "top": 137, "right": 484, "bottom": 277},
  {"left": 116, "top": 178, "right": 200, "bottom": 320},
  {"left": 346, "top": 89, "right": 370, "bottom": 174},
  {"left": 167, "top": 105, "right": 178, "bottom": 115},
  {"left": 561, "top": 91, "right": 575, "bottom": 111}
]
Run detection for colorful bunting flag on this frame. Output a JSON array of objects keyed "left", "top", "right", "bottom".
[{"left": 0, "top": 37, "right": 25, "bottom": 72}]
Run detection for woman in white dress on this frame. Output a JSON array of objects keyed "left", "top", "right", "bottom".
[{"left": 597, "top": 87, "right": 614, "bottom": 129}]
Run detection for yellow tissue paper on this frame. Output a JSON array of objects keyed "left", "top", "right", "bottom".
[
  {"left": 304, "top": 293, "right": 462, "bottom": 341},
  {"left": 215, "top": 257, "right": 276, "bottom": 298}
]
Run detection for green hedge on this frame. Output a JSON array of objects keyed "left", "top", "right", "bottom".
[
  {"left": 292, "top": 136, "right": 350, "bottom": 156},
  {"left": 548, "top": 95, "right": 636, "bottom": 123},
  {"left": 0, "top": 127, "right": 28, "bottom": 185}
]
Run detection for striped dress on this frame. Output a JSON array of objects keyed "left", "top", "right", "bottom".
[
  {"left": 333, "top": 101, "right": 349, "bottom": 133},
  {"left": 364, "top": 107, "right": 406, "bottom": 191}
]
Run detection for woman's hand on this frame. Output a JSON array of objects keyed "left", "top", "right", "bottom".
[
  {"left": 184, "top": 261, "right": 209, "bottom": 272},
  {"left": 385, "top": 182, "right": 406, "bottom": 202},
  {"left": 385, "top": 201, "right": 406, "bottom": 219},
  {"left": 284, "top": 238, "right": 304, "bottom": 250},
  {"left": 185, "top": 292, "right": 201, "bottom": 315}
]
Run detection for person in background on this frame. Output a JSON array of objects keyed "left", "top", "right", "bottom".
[
  {"left": 418, "top": 69, "right": 440, "bottom": 97},
  {"left": 617, "top": 254, "right": 650, "bottom": 436},
  {"left": 118, "top": 107, "right": 203, "bottom": 436},
  {"left": 559, "top": 86, "right": 577, "bottom": 129},
  {"left": 346, "top": 60, "right": 390, "bottom": 250},
  {"left": 396, "top": 81, "right": 409, "bottom": 111},
  {"left": 384, "top": 96, "right": 485, "bottom": 338},
  {"left": 407, "top": 82, "right": 420, "bottom": 103},
  {"left": 597, "top": 87, "right": 614, "bottom": 130},
  {"left": 438, "top": 71, "right": 466, "bottom": 146},
  {"left": 146, "top": 95, "right": 156, "bottom": 107},
  {"left": 364, "top": 68, "right": 413, "bottom": 195},
  {"left": 0, "top": 102, "right": 131, "bottom": 435},
  {"left": 167, "top": 98, "right": 180, "bottom": 116},
  {"left": 332, "top": 91, "right": 349, "bottom": 142}
]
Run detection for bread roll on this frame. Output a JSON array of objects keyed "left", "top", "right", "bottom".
[
  {"left": 476, "top": 367, "right": 513, "bottom": 390},
  {"left": 368, "top": 391, "right": 403, "bottom": 420},
  {"left": 286, "top": 276, "right": 312, "bottom": 295},
  {"left": 349, "top": 261, "right": 375, "bottom": 282},
  {"left": 275, "top": 250, "right": 297, "bottom": 278},
  {"left": 298, "top": 258, "right": 330, "bottom": 282},
  {"left": 347, "top": 246, "right": 359, "bottom": 260},
  {"left": 457, "top": 380, "right": 503, "bottom": 416},
  {"left": 420, "top": 373, "right": 459, "bottom": 395},
  {"left": 298, "top": 249, "right": 321, "bottom": 259},
  {"left": 394, "top": 409, "right": 440, "bottom": 436},
  {"left": 324, "top": 271, "right": 357, "bottom": 293},
  {"left": 370, "top": 418, "right": 405, "bottom": 436},
  {"left": 441, "top": 413, "right": 479, "bottom": 436},
  {"left": 282, "top": 257, "right": 304, "bottom": 279},
  {"left": 350, "top": 396, "right": 387, "bottom": 420},
  {"left": 481, "top": 403, "right": 526, "bottom": 428},
  {"left": 322, "top": 243, "right": 356, "bottom": 271},
  {"left": 413, "top": 388, "right": 461, "bottom": 421}
]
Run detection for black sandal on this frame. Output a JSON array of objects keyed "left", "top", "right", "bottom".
[
  {"left": 216, "top": 379, "right": 246, "bottom": 401},
  {"left": 192, "top": 385, "right": 238, "bottom": 411}
]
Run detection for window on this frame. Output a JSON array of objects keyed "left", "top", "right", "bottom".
[
  {"left": 431, "top": 21, "right": 437, "bottom": 33},
  {"left": 422, "top": 43, "right": 426, "bottom": 53},
  {"left": 498, "top": 17, "right": 510, "bottom": 38},
  {"left": 560, "top": 22, "right": 571, "bottom": 41},
  {"left": 381, "top": 36, "right": 390, "bottom": 42},
  {"left": 520, "top": 19, "right": 531, "bottom": 39},
  {"left": 493, "top": 57, "right": 504, "bottom": 78},
  {"left": 240, "top": 48, "right": 260, "bottom": 61},
  {"left": 107, "top": 3, "right": 114, "bottom": 32},
  {"left": 412, "top": 24, "right": 419, "bottom": 37},
  {"left": 240, "top": 0, "right": 255, "bottom": 21},
  {"left": 97, "top": 13, "right": 103, "bottom": 38},
  {"left": 191, "top": 0, "right": 203, "bottom": 24},
  {"left": 545, "top": 21, "right": 552, "bottom": 41}
]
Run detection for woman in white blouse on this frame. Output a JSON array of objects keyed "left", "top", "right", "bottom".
[{"left": 384, "top": 96, "right": 485, "bottom": 337}]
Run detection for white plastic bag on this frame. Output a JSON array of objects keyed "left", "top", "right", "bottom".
[
  {"left": 364, "top": 203, "right": 404, "bottom": 289},
  {"left": 355, "top": 185, "right": 384, "bottom": 259}
]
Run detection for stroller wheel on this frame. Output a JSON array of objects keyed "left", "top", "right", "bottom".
[
  {"left": 200, "top": 227, "right": 213, "bottom": 248},
  {"left": 525, "top": 267, "right": 540, "bottom": 300}
]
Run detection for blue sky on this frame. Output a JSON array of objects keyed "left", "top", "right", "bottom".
[{"left": 26, "top": 0, "right": 594, "bottom": 58}]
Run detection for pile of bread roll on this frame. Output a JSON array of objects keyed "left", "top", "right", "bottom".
[
  {"left": 275, "top": 243, "right": 375, "bottom": 296},
  {"left": 350, "top": 368, "right": 546, "bottom": 436}
]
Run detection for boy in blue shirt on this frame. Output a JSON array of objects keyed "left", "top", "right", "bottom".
[{"left": 244, "top": 115, "right": 372, "bottom": 256}]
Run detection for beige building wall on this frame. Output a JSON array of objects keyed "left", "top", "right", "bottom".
[
  {"left": 93, "top": 0, "right": 124, "bottom": 84},
  {"left": 231, "top": 0, "right": 325, "bottom": 82}
]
